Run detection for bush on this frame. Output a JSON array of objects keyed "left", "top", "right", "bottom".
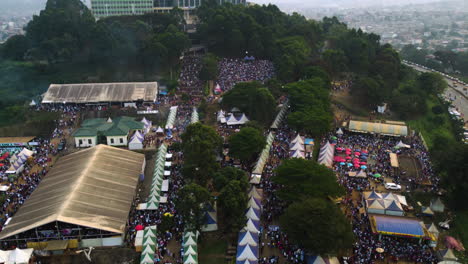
[{"left": 432, "top": 105, "right": 444, "bottom": 115}]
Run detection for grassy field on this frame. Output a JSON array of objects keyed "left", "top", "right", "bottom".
[
  {"left": 407, "top": 95, "right": 456, "bottom": 148},
  {"left": 198, "top": 235, "right": 229, "bottom": 264}
]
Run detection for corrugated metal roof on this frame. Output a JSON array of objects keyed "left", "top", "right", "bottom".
[
  {"left": 0, "top": 145, "right": 145, "bottom": 239},
  {"left": 42, "top": 82, "right": 158, "bottom": 104},
  {"left": 348, "top": 120, "right": 408, "bottom": 137}
]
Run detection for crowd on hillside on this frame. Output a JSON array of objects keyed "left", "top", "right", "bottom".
[
  {"left": 217, "top": 58, "right": 275, "bottom": 91},
  {"left": 179, "top": 55, "right": 204, "bottom": 96}
]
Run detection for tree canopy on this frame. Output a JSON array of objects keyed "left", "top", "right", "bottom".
[
  {"left": 176, "top": 183, "right": 212, "bottom": 231},
  {"left": 213, "top": 167, "right": 249, "bottom": 193},
  {"left": 280, "top": 198, "right": 354, "bottom": 255},
  {"left": 181, "top": 123, "right": 222, "bottom": 186},
  {"left": 272, "top": 158, "right": 345, "bottom": 203},
  {"left": 228, "top": 127, "right": 266, "bottom": 164},
  {"left": 221, "top": 82, "right": 276, "bottom": 125},
  {"left": 285, "top": 78, "right": 333, "bottom": 137},
  {"left": 218, "top": 180, "right": 248, "bottom": 233}
]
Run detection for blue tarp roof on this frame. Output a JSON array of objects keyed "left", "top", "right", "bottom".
[
  {"left": 367, "top": 191, "right": 381, "bottom": 199},
  {"left": 386, "top": 201, "right": 403, "bottom": 211},
  {"left": 374, "top": 216, "right": 424, "bottom": 237},
  {"left": 205, "top": 212, "right": 217, "bottom": 225},
  {"left": 305, "top": 138, "right": 314, "bottom": 145}
]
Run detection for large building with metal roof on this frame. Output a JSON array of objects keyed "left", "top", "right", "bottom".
[
  {"left": 41, "top": 82, "right": 158, "bottom": 104},
  {"left": 347, "top": 120, "right": 408, "bottom": 137},
  {"left": 0, "top": 145, "right": 145, "bottom": 244}
]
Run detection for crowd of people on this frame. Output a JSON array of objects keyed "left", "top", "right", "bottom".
[
  {"left": 0, "top": 107, "right": 78, "bottom": 249},
  {"left": 178, "top": 55, "right": 204, "bottom": 97},
  {"left": 217, "top": 58, "right": 275, "bottom": 91}
]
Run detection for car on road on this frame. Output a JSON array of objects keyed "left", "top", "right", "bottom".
[
  {"left": 57, "top": 139, "right": 66, "bottom": 151},
  {"left": 384, "top": 183, "right": 402, "bottom": 190}
]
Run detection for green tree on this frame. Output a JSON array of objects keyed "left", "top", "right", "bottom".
[
  {"left": 322, "top": 49, "right": 348, "bottom": 76},
  {"left": 280, "top": 198, "right": 354, "bottom": 255},
  {"left": 228, "top": 127, "right": 266, "bottom": 164},
  {"left": 218, "top": 180, "right": 248, "bottom": 233},
  {"left": 275, "top": 36, "right": 311, "bottom": 81},
  {"left": 213, "top": 167, "right": 249, "bottom": 192},
  {"left": 417, "top": 72, "right": 447, "bottom": 95},
  {"left": 285, "top": 78, "right": 333, "bottom": 136},
  {"left": 287, "top": 106, "right": 333, "bottom": 137},
  {"left": 1, "top": 35, "right": 30, "bottom": 60},
  {"left": 176, "top": 183, "right": 212, "bottom": 231},
  {"left": 181, "top": 123, "right": 222, "bottom": 186},
  {"left": 272, "top": 158, "right": 345, "bottom": 203},
  {"left": 221, "top": 82, "right": 276, "bottom": 125}
]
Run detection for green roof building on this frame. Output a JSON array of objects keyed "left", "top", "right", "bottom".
[
  {"left": 91, "top": 0, "right": 154, "bottom": 18},
  {"left": 73, "top": 117, "right": 144, "bottom": 148}
]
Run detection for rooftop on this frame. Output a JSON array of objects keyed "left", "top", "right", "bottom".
[
  {"left": 73, "top": 116, "right": 144, "bottom": 137},
  {"left": 0, "top": 145, "right": 145, "bottom": 239},
  {"left": 42, "top": 82, "right": 158, "bottom": 104}
]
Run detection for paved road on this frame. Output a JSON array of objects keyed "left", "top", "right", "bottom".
[{"left": 403, "top": 62, "right": 468, "bottom": 122}]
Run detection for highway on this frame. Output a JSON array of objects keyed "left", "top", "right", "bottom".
[{"left": 403, "top": 61, "right": 468, "bottom": 122}]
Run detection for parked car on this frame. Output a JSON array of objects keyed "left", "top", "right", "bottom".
[
  {"left": 57, "top": 139, "right": 66, "bottom": 151},
  {"left": 385, "top": 183, "right": 402, "bottom": 190}
]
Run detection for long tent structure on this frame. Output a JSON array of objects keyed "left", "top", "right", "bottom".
[
  {"left": 42, "top": 82, "right": 158, "bottom": 104},
  {"left": 270, "top": 100, "right": 289, "bottom": 129},
  {"left": 250, "top": 133, "right": 275, "bottom": 184},
  {"left": 348, "top": 120, "right": 408, "bottom": 137},
  {"left": 370, "top": 215, "right": 426, "bottom": 238},
  {"left": 0, "top": 145, "right": 145, "bottom": 241},
  {"left": 318, "top": 141, "right": 335, "bottom": 168},
  {"left": 165, "top": 106, "right": 178, "bottom": 130}
]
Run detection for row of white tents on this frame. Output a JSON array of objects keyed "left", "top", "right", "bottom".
[
  {"left": 250, "top": 132, "right": 275, "bottom": 184},
  {"left": 217, "top": 111, "right": 250, "bottom": 126},
  {"left": 6, "top": 148, "right": 34, "bottom": 175},
  {"left": 139, "top": 226, "right": 158, "bottom": 264},
  {"left": 317, "top": 141, "right": 335, "bottom": 168},
  {"left": 140, "top": 144, "right": 170, "bottom": 210},
  {"left": 290, "top": 134, "right": 305, "bottom": 159},
  {"left": 236, "top": 187, "right": 263, "bottom": 264},
  {"left": 182, "top": 231, "right": 199, "bottom": 264},
  {"left": 270, "top": 100, "right": 289, "bottom": 129},
  {"left": 165, "top": 106, "right": 178, "bottom": 129},
  {"left": 191, "top": 107, "right": 199, "bottom": 124}
]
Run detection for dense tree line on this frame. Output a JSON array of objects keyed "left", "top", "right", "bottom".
[
  {"left": 401, "top": 45, "right": 468, "bottom": 77},
  {"left": 0, "top": 0, "right": 189, "bottom": 73}
]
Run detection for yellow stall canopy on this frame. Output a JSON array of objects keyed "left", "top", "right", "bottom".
[{"left": 348, "top": 120, "right": 408, "bottom": 137}]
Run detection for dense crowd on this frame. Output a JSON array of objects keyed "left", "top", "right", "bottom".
[
  {"left": 217, "top": 58, "right": 275, "bottom": 91},
  {"left": 178, "top": 55, "right": 204, "bottom": 96},
  {"left": 125, "top": 104, "right": 194, "bottom": 263},
  {"left": 0, "top": 107, "right": 78, "bottom": 249},
  {"left": 330, "top": 133, "right": 439, "bottom": 263}
]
